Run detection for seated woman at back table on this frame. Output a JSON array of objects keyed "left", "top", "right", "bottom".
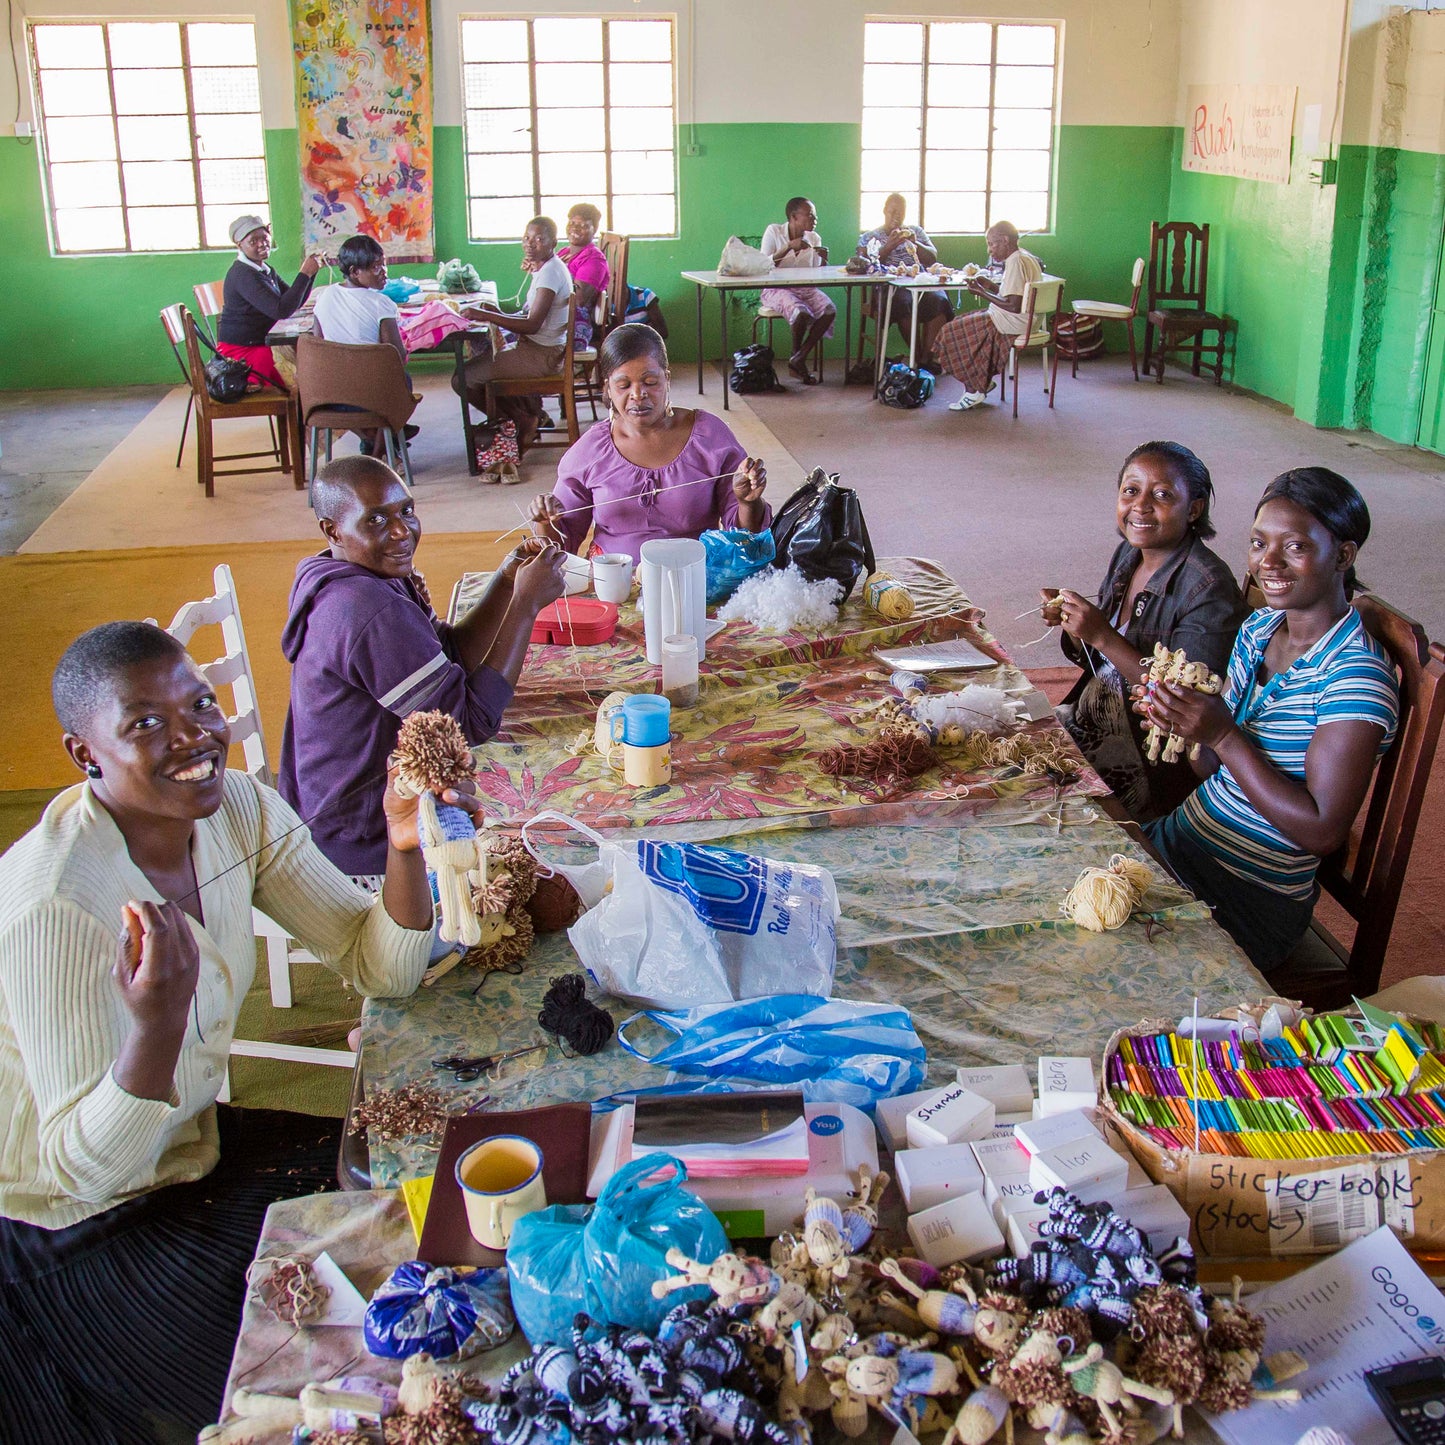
[
  {"left": 0, "top": 621, "right": 470, "bottom": 1440},
  {"left": 857, "top": 192, "right": 953, "bottom": 370},
  {"left": 1140, "top": 468, "right": 1400, "bottom": 976},
  {"left": 1043, "top": 440, "right": 1244, "bottom": 821},
  {"left": 454, "top": 216, "right": 574, "bottom": 451},
  {"left": 216, "top": 212, "right": 320, "bottom": 389},
  {"left": 528, "top": 323, "right": 769, "bottom": 563},
  {"left": 559, "top": 202, "right": 610, "bottom": 351},
  {"left": 759, "top": 197, "right": 836, "bottom": 385}
]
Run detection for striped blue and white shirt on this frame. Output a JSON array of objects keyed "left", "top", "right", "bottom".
[{"left": 1174, "top": 607, "right": 1399, "bottom": 899}]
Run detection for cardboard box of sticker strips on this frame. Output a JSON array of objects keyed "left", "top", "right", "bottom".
[{"left": 1098, "top": 1006, "right": 1445, "bottom": 1260}]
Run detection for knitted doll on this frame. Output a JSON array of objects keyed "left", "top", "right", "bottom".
[
  {"left": 1123, "top": 1285, "right": 1207, "bottom": 1439},
  {"left": 425, "top": 831, "right": 539, "bottom": 985}
]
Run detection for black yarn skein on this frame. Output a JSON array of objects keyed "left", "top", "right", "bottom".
[{"left": 537, "top": 973, "right": 614, "bottom": 1055}]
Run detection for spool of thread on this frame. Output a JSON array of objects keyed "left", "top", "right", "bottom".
[
  {"left": 865, "top": 573, "right": 915, "bottom": 621},
  {"left": 890, "top": 669, "right": 929, "bottom": 698}
]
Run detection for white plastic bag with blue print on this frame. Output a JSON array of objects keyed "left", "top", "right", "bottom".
[{"left": 521, "top": 811, "right": 839, "bottom": 1010}]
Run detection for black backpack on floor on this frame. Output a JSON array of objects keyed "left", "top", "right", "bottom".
[{"left": 729, "top": 343, "right": 783, "bottom": 394}]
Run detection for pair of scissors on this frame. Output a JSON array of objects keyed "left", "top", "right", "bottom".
[{"left": 431, "top": 1042, "right": 547, "bottom": 1083}]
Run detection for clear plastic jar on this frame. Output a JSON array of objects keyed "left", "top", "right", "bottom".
[{"left": 661, "top": 634, "right": 700, "bottom": 709}]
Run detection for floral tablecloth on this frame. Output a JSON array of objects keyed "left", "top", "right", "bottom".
[{"left": 456, "top": 557, "right": 1108, "bottom": 832}]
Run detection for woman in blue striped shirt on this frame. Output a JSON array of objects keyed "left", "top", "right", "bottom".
[{"left": 1141, "top": 468, "right": 1399, "bottom": 974}]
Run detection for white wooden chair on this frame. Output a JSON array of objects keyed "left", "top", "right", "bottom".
[
  {"left": 1002, "top": 275, "right": 1064, "bottom": 418},
  {"left": 1070, "top": 257, "right": 1145, "bottom": 380},
  {"left": 164, "top": 564, "right": 357, "bottom": 1096}
]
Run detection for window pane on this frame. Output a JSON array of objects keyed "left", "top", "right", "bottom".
[
  {"left": 861, "top": 192, "right": 919, "bottom": 227},
  {"left": 118, "top": 115, "right": 190, "bottom": 161},
  {"left": 470, "top": 195, "right": 533, "bottom": 240},
  {"left": 862, "top": 107, "right": 921, "bottom": 150},
  {"left": 991, "top": 150, "right": 1051, "bottom": 192},
  {"left": 43, "top": 116, "right": 116, "bottom": 162},
  {"left": 992, "top": 109, "right": 1053, "bottom": 151},
  {"left": 610, "top": 192, "right": 674, "bottom": 235},
  {"left": 469, "top": 151, "right": 534, "bottom": 196},
  {"left": 200, "top": 157, "right": 267, "bottom": 204},
  {"left": 54, "top": 205, "right": 125, "bottom": 250},
  {"left": 467, "top": 108, "right": 532, "bottom": 153},
  {"left": 204, "top": 202, "right": 263, "bottom": 248},
  {"left": 50, "top": 160, "right": 121, "bottom": 208},
  {"left": 540, "top": 196, "right": 586, "bottom": 227},
  {"left": 990, "top": 191, "right": 1049, "bottom": 231},
  {"left": 611, "top": 149, "right": 673, "bottom": 194},
  {"left": 462, "top": 20, "right": 529, "bottom": 62},
  {"left": 925, "top": 151, "right": 987, "bottom": 191},
  {"left": 533, "top": 17, "right": 601, "bottom": 62},
  {"left": 609, "top": 20, "right": 671, "bottom": 62},
  {"left": 534, "top": 63, "right": 603, "bottom": 108},
  {"left": 34, "top": 25, "right": 105, "bottom": 68},
  {"left": 609, "top": 63, "right": 672, "bottom": 107},
  {"left": 927, "top": 64, "right": 991, "bottom": 107},
  {"left": 196, "top": 112, "right": 264, "bottom": 160},
  {"left": 863, "top": 64, "right": 921, "bottom": 108},
  {"left": 609, "top": 107, "right": 672, "bottom": 150},
  {"left": 128, "top": 205, "right": 198, "bottom": 250},
  {"left": 188, "top": 23, "right": 255, "bottom": 67},
  {"left": 993, "top": 66, "right": 1054, "bottom": 109},
  {"left": 927, "top": 108, "right": 989, "bottom": 149},
  {"left": 40, "top": 70, "right": 114, "bottom": 118},
  {"left": 123, "top": 160, "right": 195, "bottom": 206},
  {"left": 113, "top": 69, "right": 187, "bottom": 115},
  {"left": 928, "top": 22, "right": 991, "bottom": 64},
  {"left": 538, "top": 150, "right": 606, "bottom": 196},
  {"left": 191, "top": 68, "right": 261, "bottom": 113},
  {"left": 108, "top": 23, "right": 179, "bottom": 68},
  {"left": 924, "top": 192, "right": 985, "bottom": 233},
  {"left": 535, "top": 108, "right": 602, "bottom": 151},
  {"left": 996, "top": 24, "right": 1055, "bottom": 65},
  {"left": 864, "top": 23, "right": 922, "bottom": 64},
  {"left": 861, "top": 148, "right": 919, "bottom": 194},
  {"left": 465, "top": 63, "right": 530, "bottom": 109}
]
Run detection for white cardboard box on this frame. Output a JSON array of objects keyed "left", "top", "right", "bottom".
[
  {"left": 1036, "top": 1055, "right": 1096, "bottom": 1117},
  {"left": 1006, "top": 1206, "right": 1051, "bottom": 1256},
  {"left": 1116, "top": 1183, "right": 1192, "bottom": 1252},
  {"left": 906, "top": 1085, "right": 995, "bottom": 1149},
  {"left": 1029, "top": 1137, "right": 1130, "bottom": 1206},
  {"left": 894, "top": 1144, "right": 985, "bottom": 1214},
  {"left": 875, "top": 1087, "right": 944, "bottom": 1152},
  {"left": 907, "top": 1190, "right": 1005, "bottom": 1267},
  {"left": 953, "top": 1064, "right": 1034, "bottom": 1116},
  {"left": 1013, "top": 1109, "right": 1101, "bottom": 1157},
  {"left": 971, "top": 1134, "right": 1032, "bottom": 1180},
  {"left": 992, "top": 1182, "right": 1045, "bottom": 1227}
]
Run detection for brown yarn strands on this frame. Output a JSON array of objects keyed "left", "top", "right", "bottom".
[
  {"left": 1061, "top": 853, "right": 1155, "bottom": 932},
  {"left": 818, "top": 729, "right": 937, "bottom": 792},
  {"left": 392, "top": 711, "right": 475, "bottom": 794},
  {"left": 349, "top": 1081, "right": 460, "bottom": 1144},
  {"left": 246, "top": 1254, "right": 331, "bottom": 1327}
]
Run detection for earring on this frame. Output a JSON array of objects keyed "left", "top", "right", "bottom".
[{"left": 85, "top": 763, "right": 102, "bottom": 779}]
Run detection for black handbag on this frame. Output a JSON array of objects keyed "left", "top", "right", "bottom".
[
  {"left": 876, "top": 362, "right": 936, "bottom": 409},
  {"left": 203, "top": 354, "right": 251, "bottom": 403},
  {"left": 769, "top": 468, "right": 876, "bottom": 600},
  {"left": 729, "top": 342, "right": 783, "bottom": 395}
]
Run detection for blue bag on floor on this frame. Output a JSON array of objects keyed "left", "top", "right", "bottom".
[{"left": 700, "top": 527, "right": 776, "bottom": 606}]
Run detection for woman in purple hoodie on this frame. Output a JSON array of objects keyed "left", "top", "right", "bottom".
[{"left": 279, "top": 456, "right": 566, "bottom": 876}]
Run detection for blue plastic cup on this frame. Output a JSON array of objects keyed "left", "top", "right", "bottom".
[{"left": 611, "top": 694, "right": 671, "bottom": 748}]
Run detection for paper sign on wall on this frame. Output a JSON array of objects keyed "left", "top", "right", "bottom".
[{"left": 1183, "top": 84, "right": 1297, "bottom": 184}]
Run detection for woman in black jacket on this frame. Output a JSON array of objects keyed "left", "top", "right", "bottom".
[
  {"left": 216, "top": 213, "right": 320, "bottom": 389},
  {"left": 1044, "top": 440, "right": 1245, "bottom": 820}
]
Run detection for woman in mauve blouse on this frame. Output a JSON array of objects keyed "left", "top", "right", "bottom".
[{"left": 528, "top": 323, "right": 770, "bottom": 562}]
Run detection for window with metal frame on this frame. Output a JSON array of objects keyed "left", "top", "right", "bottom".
[
  {"left": 28, "top": 20, "right": 269, "bottom": 255},
  {"left": 460, "top": 15, "right": 677, "bottom": 241},
  {"left": 861, "top": 18, "right": 1057, "bottom": 237}
]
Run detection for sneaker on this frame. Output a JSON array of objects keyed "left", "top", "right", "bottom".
[{"left": 948, "top": 392, "right": 986, "bottom": 411}]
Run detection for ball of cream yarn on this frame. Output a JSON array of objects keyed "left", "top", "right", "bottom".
[{"left": 1062, "top": 853, "right": 1154, "bottom": 932}]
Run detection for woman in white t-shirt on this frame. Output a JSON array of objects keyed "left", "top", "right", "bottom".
[
  {"left": 759, "top": 197, "right": 836, "bottom": 385},
  {"left": 311, "top": 235, "right": 418, "bottom": 452},
  {"left": 454, "top": 216, "right": 574, "bottom": 451}
]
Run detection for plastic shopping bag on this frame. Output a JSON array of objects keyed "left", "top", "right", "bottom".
[
  {"left": 363, "top": 1262, "right": 513, "bottom": 1361},
  {"left": 522, "top": 813, "right": 840, "bottom": 1011},
  {"left": 717, "top": 235, "right": 773, "bottom": 277},
  {"left": 616, "top": 994, "right": 927, "bottom": 1111},
  {"left": 700, "top": 527, "right": 776, "bottom": 606},
  {"left": 506, "top": 1155, "right": 725, "bottom": 1345}
]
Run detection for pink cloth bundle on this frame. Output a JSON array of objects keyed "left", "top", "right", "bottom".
[{"left": 400, "top": 300, "right": 472, "bottom": 353}]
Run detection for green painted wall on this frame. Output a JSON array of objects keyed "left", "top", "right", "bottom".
[{"left": 1, "top": 121, "right": 1173, "bottom": 390}]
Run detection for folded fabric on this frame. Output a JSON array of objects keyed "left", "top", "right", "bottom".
[{"left": 401, "top": 300, "right": 473, "bottom": 353}]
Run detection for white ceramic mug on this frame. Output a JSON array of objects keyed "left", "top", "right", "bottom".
[
  {"left": 455, "top": 1135, "right": 546, "bottom": 1250},
  {"left": 591, "top": 553, "right": 634, "bottom": 604}
]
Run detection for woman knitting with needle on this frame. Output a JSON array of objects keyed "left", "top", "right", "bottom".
[
  {"left": 0, "top": 621, "right": 478, "bottom": 1440},
  {"left": 527, "top": 323, "right": 770, "bottom": 564}
]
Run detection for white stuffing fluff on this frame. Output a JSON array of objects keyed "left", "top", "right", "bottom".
[
  {"left": 912, "top": 685, "right": 1024, "bottom": 737},
  {"left": 716, "top": 565, "right": 844, "bottom": 632}
]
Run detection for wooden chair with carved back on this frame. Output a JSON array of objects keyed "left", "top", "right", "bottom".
[{"left": 1143, "top": 221, "right": 1231, "bottom": 385}]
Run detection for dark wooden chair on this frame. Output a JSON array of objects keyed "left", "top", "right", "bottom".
[
  {"left": 574, "top": 231, "right": 631, "bottom": 420},
  {"left": 484, "top": 292, "right": 581, "bottom": 457},
  {"left": 159, "top": 304, "right": 197, "bottom": 469},
  {"left": 1143, "top": 221, "right": 1230, "bottom": 385},
  {"left": 1260, "top": 590, "right": 1445, "bottom": 1007}
]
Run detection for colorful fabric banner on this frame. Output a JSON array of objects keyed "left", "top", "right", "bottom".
[{"left": 293, "top": 0, "right": 434, "bottom": 262}]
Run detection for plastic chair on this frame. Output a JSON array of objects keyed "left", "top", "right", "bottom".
[
  {"left": 179, "top": 309, "right": 300, "bottom": 498},
  {"left": 484, "top": 293, "right": 581, "bottom": 456},
  {"left": 193, "top": 280, "right": 225, "bottom": 345},
  {"left": 1001, "top": 275, "right": 1063, "bottom": 418},
  {"left": 295, "top": 334, "right": 420, "bottom": 486},
  {"left": 163, "top": 565, "right": 359, "bottom": 1094},
  {"left": 1143, "top": 221, "right": 1230, "bottom": 384},
  {"left": 1070, "top": 257, "right": 1146, "bottom": 381},
  {"left": 159, "top": 304, "right": 196, "bottom": 469}
]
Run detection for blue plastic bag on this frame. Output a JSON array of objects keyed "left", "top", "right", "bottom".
[
  {"left": 616, "top": 994, "right": 927, "bottom": 1111},
  {"left": 363, "top": 1261, "right": 513, "bottom": 1360},
  {"left": 700, "top": 528, "right": 775, "bottom": 606},
  {"left": 506, "top": 1155, "right": 726, "bottom": 1346},
  {"left": 382, "top": 277, "right": 421, "bottom": 304}
]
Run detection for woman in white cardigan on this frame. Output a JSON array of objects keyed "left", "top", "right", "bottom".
[
  {"left": 0, "top": 621, "right": 475, "bottom": 1442},
  {"left": 759, "top": 196, "right": 836, "bottom": 384}
]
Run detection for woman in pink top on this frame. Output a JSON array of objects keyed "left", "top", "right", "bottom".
[
  {"left": 528, "top": 324, "right": 769, "bottom": 563},
  {"left": 559, "top": 203, "right": 610, "bottom": 349}
]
